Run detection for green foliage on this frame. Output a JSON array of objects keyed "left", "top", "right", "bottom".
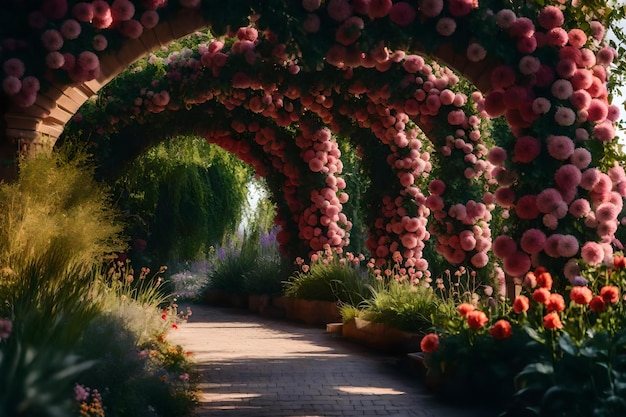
[
  {"left": 359, "top": 281, "right": 438, "bottom": 334},
  {"left": 284, "top": 250, "right": 373, "bottom": 303},
  {"left": 0, "top": 147, "right": 126, "bottom": 272},
  {"left": 112, "top": 136, "right": 250, "bottom": 263}
]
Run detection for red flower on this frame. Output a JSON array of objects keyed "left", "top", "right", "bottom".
[
  {"left": 457, "top": 303, "right": 475, "bottom": 317},
  {"left": 613, "top": 255, "right": 626, "bottom": 270},
  {"left": 600, "top": 286, "right": 620, "bottom": 304},
  {"left": 589, "top": 295, "right": 606, "bottom": 312},
  {"left": 420, "top": 333, "right": 440, "bottom": 353},
  {"left": 570, "top": 286, "right": 593, "bottom": 305},
  {"left": 513, "top": 295, "right": 530, "bottom": 313},
  {"left": 532, "top": 287, "right": 551, "bottom": 304},
  {"left": 546, "top": 293, "right": 566, "bottom": 312},
  {"left": 536, "top": 271, "right": 553, "bottom": 290},
  {"left": 490, "top": 319, "right": 513, "bottom": 339},
  {"left": 172, "top": 323, "right": 178, "bottom": 329},
  {"left": 466, "top": 310, "right": 489, "bottom": 329},
  {"left": 543, "top": 312, "right": 563, "bottom": 329}
]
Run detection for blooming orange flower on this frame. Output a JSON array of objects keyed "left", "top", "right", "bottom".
[
  {"left": 532, "top": 287, "right": 551, "bottom": 304},
  {"left": 466, "top": 310, "right": 488, "bottom": 329},
  {"left": 457, "top": 303, "right": 475, "bottom": 317},
  {"left": 536, "top": 271, "right": 553, "bottom": 290},
  {"left": 570, "top": 286, "right": 593, "bottom": 305},
  {"left": 589, "top": 295, "right": 606, "bottom": 312},
  {"left": 546, "top": 293, "right": 565, "bottom": 312},
  {"left": 543, "top": 312, "right": 563, "bottom": 329},
  {"left": 613, "top": 255, "right": 626, "bottom": 270},
  {"left": 420, "top": 333, "right": 440, "bottom": 353},
  {"left": 600, "top": 286, "right": 620, "bottom": 304},
  {"left": 513, "top": 295, "right": 530, "bottom": 313},
  {"left": 490, "top": 319, "right": 513, "bottom": 339}
]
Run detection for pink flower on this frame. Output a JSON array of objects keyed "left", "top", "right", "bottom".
[
  {"left": 519, "top": 56, "right": 540, "bottom": 75},
  {"left": 532, "top": 97, "right": 551, "bottom": 115},
  {"left": 580, "top": 241, "right": 604, "bottom": 265},
  {"left": 428, "top": 179, "right": 446, "bottom": 195},
  {"left": 537, "top": 188, "right": 563, "bottom": 214},
  {"left": 570, "top": 148, "right": 591, "bottom": 169},
  {"left": 509, "top": 17, "right": 535, "bottom": 38},
  {"left": 467, "top": 43, "right": 487, "bottom": 62},
  {"left": 328, "top": 0, "right": 353, "bottom": 21},
  {"left": 120, "top": 19, "right": 144, "bottom": 38},
  {"left": 597, "top": 47, "right": 616, "bottom": 67},
  {"left": 2, "top": 76, "right": 21, "bottom": 95},
  {"left": 73, "top": 2, "right": 95, "bottom": 22},
  {"left": 547, "top": 135, "right": 575, "bottom": 160},
  {"left": 504, "top": 251, "right": 531, "bottom": 277},
  {"left": 92, "top": 34, "right": 108, "bottom": 51},
  {"left": 547, "top": 27, "right": 568, "bottom": 47},
  {"left": 554, "top": 164, "right": 581, "bottom": 190},
  {"left": 111, "top": 0, "right": 135, "bottom": 21},
  {"left": 596, "top": 202, "right": 619, "bottom": 223},
  {"left": 389, "top": 2, "right": 416, "bottom": 25},
  {"left": 448, "top": 0, "right": 476, "bottom": 17},
  {"left": 3, "top": 58, "right": 25, "bottom": 78},
  {"left": 302, "top": 0, "right": 321, "bottom": 12},
  {"left": 141, "top": 10, "right": 160, "bottom": 29},
  {"left": 569, "top": 198, "right": 591, "bottom": 218},
  {"left": 434, "top": 17, "right": 456, "bottom": 36},
  {"left": 41, "top": 29, "right": 64, "bottom": 51},
  {"left": 568, "top": 29, "right": 587, "bottom": 48},
  {"left": 594, "top": 122, "right": 615, "bottom": 142},
  {"left": 78, "top": 51, "right": 99, "bottom": 71},
  {"left": 420, "top": 333, "right": 440, "bottom": 353},
  {"left": 493, "top": 235, "right": 517, "bottom": 258},
  {"left": 20, "top": 76, "right": 40, "bottom": 94},
  {"left": 495, "top": 187, "right": 515, "bottom": 208},
  {"left": 554, "top": 107, "right": 576, "bottom": 126},
  {"left": 590, "top": 21, "right": 606, "bottom": 41},
  {"left": 538, "top": 5, "right": 564, "bottom": 30},
  {"left": 46, "top": 51, "right": 65, "bottom": 69},
  {"left": 558, "top": 234, "right": 579, "bottom": 257},
  {"left": 516, "top": 195, "right": 540, "bottom": 220},
  {"left": 470, "top": 252, "right": 489, "bottom": 268},
  {"left": 491, "top": 65, "right": 517, "bottom": 89},
  {"left": 571, "top": 69, "right": 593, "bottom": 90},
  {"left": 551, "top": 79, "right": 573, "bottom": 100},
  {"left": 521, "top": 229, "right": 546, "bottom": 254},
  {"left": 496, "top": 9, "right": 516, "bottom": 29},
  {"left": 580, "top": 168, "right": 600, "bottom": 190},
  {"left": 61, "top": 19, "right": 81, "bottom": 40},
  {"left": 335, "top": 16, "right": 364, "bottom": 45},
  {"left": 513, "top": 135, "right": 541, "bottom": 163},
  {"left": 303, "top": 14, "right": 321, "bottom": 33},
  {"left": 420, "top": 0, "right": 444, "bottom": 17}
]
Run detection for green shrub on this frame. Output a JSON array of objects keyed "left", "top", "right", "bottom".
[
  {"left": 283, "top": 251, "right": 373, "bottom": 303},
  {"left": 359, "top": 281, "right": 438, "bottom": 334}
]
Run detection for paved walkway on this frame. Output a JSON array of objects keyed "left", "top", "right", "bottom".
[{"left": 169, "top": 304, "right": 492, "bottom": 417}]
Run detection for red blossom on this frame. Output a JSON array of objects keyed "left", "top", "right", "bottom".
[
  {"left": 457, "top": 303, "right": 475, "bottom": 317},
  {"left": 589, "top": 296, "right": 606, "bottom": 312},
  {"left": 543, "top": 312, "right": 563, "bottom": 329},
  {"left": 466, "top": 310, "right": 488, "bottom": 329},
  {"left": 600, "top": 286, "right": 620, "bottom": 304},
  {"left": 546, "top": 293, "right": 565, "bottom": 312},
  {"left": 420, "top": 333, "right": 440, "bottom": 353},
  {"left": 490, "top": 319, "right": 513, "bottom": 339},
  {"left": 570, "top": 286, "right": 593, "bottom": 305},
  {"left": 513, "top": 295, "right": 530, "bottom": 314}
]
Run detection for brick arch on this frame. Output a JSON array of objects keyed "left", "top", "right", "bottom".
[{"left": 3, "top": 9, "right": 209, "bottom": 151}]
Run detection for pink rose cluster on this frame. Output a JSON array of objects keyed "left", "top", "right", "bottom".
[
  {"left": 296, "top": 126, "right": 352, "bottom": 253},
  {"left": 1, "top": 0, "right": 174, "bottom": 107}
]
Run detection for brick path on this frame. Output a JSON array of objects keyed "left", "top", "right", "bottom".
[{"left": 170, "top": 305, "right": 493, "bottom": 417}]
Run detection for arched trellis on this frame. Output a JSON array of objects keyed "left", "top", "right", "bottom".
[
  {"left": 69, "top": 43, "right": 498, "bottom": 284},
  {"left": 1, "top": 1, "right": 624, "bottom": 290}
]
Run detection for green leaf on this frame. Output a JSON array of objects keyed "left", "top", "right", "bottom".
[
  {"left": 558, "top": 333, "right": 578, "bottom": 356},
  {"left": 523, "top": 325, "right": 546, "bottom": 344}
]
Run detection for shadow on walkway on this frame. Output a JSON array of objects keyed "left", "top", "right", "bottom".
[{"left": 170, "top": 304, "right": 496, "bottom": 417}]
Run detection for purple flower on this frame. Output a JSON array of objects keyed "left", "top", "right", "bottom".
[
  {"left": 571, "top": 276, "right": 588, "bottom": 287},
  {"left": 0, "top": 319, "right": 12, "bottom": 341}
]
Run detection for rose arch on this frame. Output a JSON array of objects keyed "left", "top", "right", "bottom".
[{"left": 1, "top": 0, "right": 624, "bottom": 292}]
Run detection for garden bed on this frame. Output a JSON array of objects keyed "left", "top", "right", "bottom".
[{"left": 342, "top": 318, "right": 422, "bottom": 353}]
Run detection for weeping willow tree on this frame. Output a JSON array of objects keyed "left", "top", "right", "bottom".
[{"left": 113, "top": 135, "right": 251, "bottom": 264}]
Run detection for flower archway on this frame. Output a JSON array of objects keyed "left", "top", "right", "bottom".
[{"left": 2, "top": 0, "right": 625, "bottom": 290}]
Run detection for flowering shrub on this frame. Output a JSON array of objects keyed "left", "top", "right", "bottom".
[{"left": 421, "top": 254, "right": 626, "bottom": 414}]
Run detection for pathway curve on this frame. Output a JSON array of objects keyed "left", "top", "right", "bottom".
[{"left": 170, "top": 304, "right": 492, "bottom": 417}]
